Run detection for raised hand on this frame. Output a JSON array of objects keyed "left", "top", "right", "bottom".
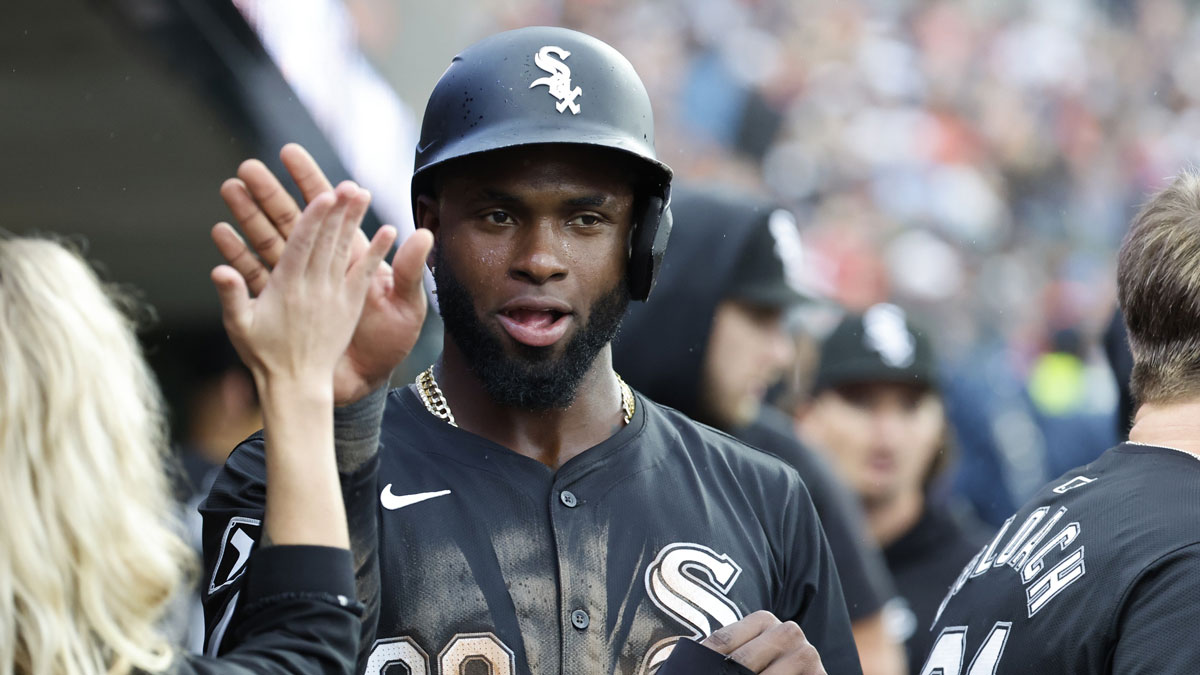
[
  {"left": 210, "top": 182, "right": 397, "bottom": 548},
  {"left": 211, "top": 182, "right": 395, "bottom": 389},
  {"left": 210, "top": 144, "right": 433, "bottom": 405}
]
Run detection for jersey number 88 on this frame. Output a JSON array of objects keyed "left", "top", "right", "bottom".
[{"left": 365, "top": 633, "right": 514, "bottom": 675}]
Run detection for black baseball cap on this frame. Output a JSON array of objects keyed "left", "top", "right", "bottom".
[
  {"left": 812, "top": 304, "right": 937, "bottom": 393},
  {"left": 726, "top": 208, "right": 807, "bottom": 308}
]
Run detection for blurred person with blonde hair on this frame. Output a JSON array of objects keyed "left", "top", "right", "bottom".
[{"left": 0, "top": 180, "right": 418, "bottom": 675}]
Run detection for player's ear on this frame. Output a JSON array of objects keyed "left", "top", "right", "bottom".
[
  {"left": 415, "top": 194, "right": 441, "bottom": 272},
  {"left": 416, "top": 194, "right": 440, "bottom": 235}
]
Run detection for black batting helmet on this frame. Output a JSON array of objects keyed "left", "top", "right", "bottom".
[{"left": 411, "top": 26, "right": 673, "bottom": 301}]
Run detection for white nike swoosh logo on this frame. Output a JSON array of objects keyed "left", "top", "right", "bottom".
[{"left": 380, "top": 485, "right": 452, "bottom": 511}]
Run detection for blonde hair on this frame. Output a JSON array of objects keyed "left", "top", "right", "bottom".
[
  {"left": 1118, "top": 169, "right": 1200, "bottom": 405},
  {"left": 0, "top": 236, "right": 194, "bottom": 675}
]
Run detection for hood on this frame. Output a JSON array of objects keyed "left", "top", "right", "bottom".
[{"left": 613, "top": 184, "right": 778, "bottom": 422}]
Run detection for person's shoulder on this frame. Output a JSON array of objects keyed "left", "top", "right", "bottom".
[
  {"left": 1063, "top": 444, "right": 1200, "bottom": 522},
  {"left": 732, "top": 406, "right": 821, "bottom": 471},
  {"left": 640, "top": 396, "right": 805, "bottom": 487},
  {"left": 198, "top": 431, "right": 269, "bottom": 518}
]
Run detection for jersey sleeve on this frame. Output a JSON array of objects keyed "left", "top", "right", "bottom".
[
  {"left": 1109, "top": 543, "right": 1200, "bottom": 673},
  {"left": 778, "top": 471, "right": 865, "bottom": 675},
  {"left": 176, "top": 546, "right": 363, "bottom": 674},
  {"left": 199, "top": 433, "right": 382, "bottom": 672}
]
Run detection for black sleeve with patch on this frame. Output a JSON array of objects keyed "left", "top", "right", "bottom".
[
  {"left": 175, "top": 546, "right": 363, "bottom": 674},
  {"left": 199, "top": 433, "right": 380, "bottom": 672},
  {"left": 920, "top": 443, "right": 1200, "bottom": 674}
]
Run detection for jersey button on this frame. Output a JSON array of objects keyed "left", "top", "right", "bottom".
[
  {"left": 560, "top": 490, "right": 578, "bottom": 508},
  {"left": 571, "top": 609, "right": 590, "bottom": 630}
]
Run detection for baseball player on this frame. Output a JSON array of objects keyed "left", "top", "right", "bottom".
[
  {"left": 200, "top": 27, "right": 860, "bottom": 675},
  {"left": 916, "top": 172, "right": 1200, "bottom": 673},
  {"left": 613, "top": 186, "right": 906, "bottom": 675},
  {"left": 797, "top": 305, "right": 991, "bottom": 674}
]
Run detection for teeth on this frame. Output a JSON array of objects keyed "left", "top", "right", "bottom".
[{"left": 507, "top": 309, "right": 557, "bottom": 326}]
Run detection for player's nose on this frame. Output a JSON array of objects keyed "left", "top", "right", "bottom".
[{"left": 510, "top": 221, "right": 568, "bottom": 285}]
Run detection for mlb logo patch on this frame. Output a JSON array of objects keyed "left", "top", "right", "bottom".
[{"left": 208, "top": 516, "right": 261, "bottom": 595}]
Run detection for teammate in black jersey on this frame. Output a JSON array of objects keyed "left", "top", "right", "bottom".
[
  {"left": 613, "top": 186, "right": 906, "bottom": 675},
  {"left": 917, "top": 171, "right": 1200, "bottom": 674},
  {"left": 200, "top": 27, "right": 859, "bottom": 675}
]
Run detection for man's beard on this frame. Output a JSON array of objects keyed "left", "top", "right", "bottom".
[{"left": 433, "top": 248, "right": 630, "bottom": 411}]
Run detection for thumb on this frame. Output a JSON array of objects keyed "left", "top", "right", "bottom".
[
  {"left": 211, "top": 264, "right": 251, "bottom": 327},
  {"left": 393, "top": 228, "right": 435, "bottom": 293}
]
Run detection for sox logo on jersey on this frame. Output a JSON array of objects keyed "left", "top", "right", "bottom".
[{"left": 640, "top": 543, "right": 745, "bottom": 674}]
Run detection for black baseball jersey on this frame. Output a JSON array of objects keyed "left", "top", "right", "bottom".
[
  {"left": 202, "top": 386, "right": 861, "bottom": 675},
  {"left": 920, "top": 442, "right": 1200, "bottom": 674}
]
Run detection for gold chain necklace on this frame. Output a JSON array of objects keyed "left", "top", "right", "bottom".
[{"left": 416, "top": 365, "right": 635, "bottom": 428}]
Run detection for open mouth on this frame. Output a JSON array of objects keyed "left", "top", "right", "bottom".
[{"left": 497, "top": 306, "right": 573, "bottom": 347}]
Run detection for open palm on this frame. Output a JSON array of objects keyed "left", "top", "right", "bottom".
[{"left": 210, "top": 144, "right": 433, "bottom": 405}]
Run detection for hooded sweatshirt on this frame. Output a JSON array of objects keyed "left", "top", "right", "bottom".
[{"left": 614, "top": 184, "right": 895, "bottom": 622}]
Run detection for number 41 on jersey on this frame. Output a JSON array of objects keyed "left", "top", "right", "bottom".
[{"left": 920, "top": 622, "right": 1010, "bottom": 675}]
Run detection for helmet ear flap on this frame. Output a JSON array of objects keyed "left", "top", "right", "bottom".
[{"left": 628, "top": 188, "right": 672, "bottom": 301}]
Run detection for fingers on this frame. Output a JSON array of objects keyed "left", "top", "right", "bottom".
[
  {"left": 703, "top": 611, "right": 778, "bottom": 656},
  {"left": 210, "top": 265, "right": 251, "bottom": 327},
  {"left": 280, "top": 143, "right": 335, "bottom": 202},
  {"left": 276, "top": 191, "right": 336, "bottom": 278},
  {"left": 222, "top": 162, "right": 300, "bottom": 268},
  {"left": 392, "top": 228, "right": 435, "bottom": 292},
  {"left": 349, "top": 225, "right": 399, "bottom": 297},
  {"left": 332, "top": 183, "right": 371, "bottom": 277},
  {"left": 702, "top": 612, "right": 824, "bottom": 675},
  {"left": 308, "top": 185, "right": 353, "bottom": 277},
  {"left": 749, "top": 623, "right": 823, "bottom": 675},
  {"left": 211, "top": 222, "right": 271, "bottom": 296}
]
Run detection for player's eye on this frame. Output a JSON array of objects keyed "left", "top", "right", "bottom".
[
  {"left": 485, "top": 211, "right": 515, "bottom": 225},
  {"left": 568, "top": 214, "right": 603, "bottom": 227}
]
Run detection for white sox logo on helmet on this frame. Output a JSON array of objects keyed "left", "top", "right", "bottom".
[{"left": 529, "top": 45, "right": 582, "bottom": 114}]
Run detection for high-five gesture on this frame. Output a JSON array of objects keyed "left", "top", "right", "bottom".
[
  {"left": 211, "top": 182, "right": 394, "bottom": 388},
  {"left": 210, "top": 181, "right": 399, "bottom": 549},
  {"left": 211, "top": 144, "right": 433, "bottom": 405}
]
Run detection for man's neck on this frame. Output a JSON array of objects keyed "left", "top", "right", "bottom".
[
  {"left": 1128, "top": 398, "right": 1200, "bottom": 458},
  {"left": 433, "top": 342, "right": 626, "bottom": 469},
  {"left": 864, "top": 489, "right": 924, "bottom": 548}
]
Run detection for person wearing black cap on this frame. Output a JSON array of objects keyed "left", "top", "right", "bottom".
[
  {"left": 200, "top": 27, "right": 858, "bottom": 675},
  {"left": 616, "top": 185, "right": 906, "bottom": 675},
  {"left": 797, "top": 304, "right": 990, "bottom": 674}
]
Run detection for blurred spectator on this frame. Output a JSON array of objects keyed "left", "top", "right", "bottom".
[
  {"left": 616, "top": 186, "right": 907, "bottom": 675},
  {"left": 147, "top": 327, "right": 264, "bottom": 653},
  {"left": 796, "top": 303, "right": 991, "bottom": 674}
]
